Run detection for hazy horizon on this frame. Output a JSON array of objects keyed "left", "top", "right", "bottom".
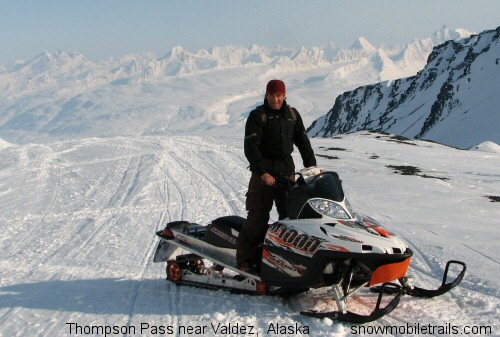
[{"left": 1, "top": 0, "right": 499, "bottom": 65}]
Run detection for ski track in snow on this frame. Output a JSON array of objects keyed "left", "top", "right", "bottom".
[
  {"left": 462, "top": 244, "right": 500, "bottom": 268},
  {"left": 0, "top": 133, "right": 499, "bottom": 336}
]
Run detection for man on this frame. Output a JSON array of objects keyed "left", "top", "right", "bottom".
[{"left": 236, "top": 79, "right": 317, "bottom": 273}]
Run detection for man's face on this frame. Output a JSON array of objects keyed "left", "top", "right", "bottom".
[{"left": 266, "top": 92, "right": 286, "bottom": 110}]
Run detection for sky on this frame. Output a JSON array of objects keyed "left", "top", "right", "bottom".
[{"left": 1, "top": 0, "right": 499, "bottom": 66}]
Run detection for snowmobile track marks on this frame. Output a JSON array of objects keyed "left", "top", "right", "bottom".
[
  {"left": 168, "top": 142, "right": 243, "bottom": 216},
  {"left": 8, "top": 152, "right": 62, "bottom": 257}
]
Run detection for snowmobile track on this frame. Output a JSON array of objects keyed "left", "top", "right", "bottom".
[{"left": 8, "top": 153, "right": 62, "bottom": 257}]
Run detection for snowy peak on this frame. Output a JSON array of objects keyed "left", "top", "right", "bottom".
[
  {"left": 431, "top": 25, "right": 472, "bottom": 44},
  {"left": 12, "top": 50, "right": 92, "bottom": 74},
  {"left": 307, "top": 26, "right": 500, "bottom": 149},
  {"left": 164, "top": 45, "right": 190, "bottom": 60},
  {"left": 0, "top": 50, "right": 98, "bottom": 96},
  {"left": 0, "top": 137, "right": 12, "bottom": 148},
  {"left": 350, "top": 37, "right": 377, "bottom": 52},
  {"left": 471, "top": 141, "right": 500, "bottom": 153},
  {"left": 332, "top": 27, "right": 473, "bottom": 81}
]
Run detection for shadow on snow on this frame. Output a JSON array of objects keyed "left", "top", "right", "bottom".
[{"left": 0, "top": 277, "right": 271, "bottom": 316}]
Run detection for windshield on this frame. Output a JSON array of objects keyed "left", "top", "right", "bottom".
[
  {"left": 287, "top": 171, "right": 345, "bottom": 219},
  {"left": 305, "top": 172, "right": 345, "bottom": 201}
]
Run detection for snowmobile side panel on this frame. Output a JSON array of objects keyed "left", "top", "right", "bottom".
[
  {"left": 261, "top": 243, "right": 413, "bottom": 289},
  {"left": 203, "top": 216, "right": 245, "bottom": 249}
]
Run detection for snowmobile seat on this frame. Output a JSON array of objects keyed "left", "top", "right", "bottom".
[{"left": 204, "top": 216, "right": 246, "bottom": 249}]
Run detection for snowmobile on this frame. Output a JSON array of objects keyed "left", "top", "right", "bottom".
[{"left": 153, "top": 167, "right": 466, "bottom": 323}]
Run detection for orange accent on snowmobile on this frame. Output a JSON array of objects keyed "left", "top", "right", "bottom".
[
  {"left": 372, "top": 226, "right": 393, "bottom": 237},
  {"left": 370, "top": 257, "right": 412, "bottom": 286},
  {"left": 362, "top": 219, "right": 394, "bottom": 237}
]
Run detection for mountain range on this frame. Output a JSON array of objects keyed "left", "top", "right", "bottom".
[
  {"left": 307, "top": 26, "right": 500, "bottom": 149},
  {"left": 0, "top": 26, "right": 474, "bottom": 145}
]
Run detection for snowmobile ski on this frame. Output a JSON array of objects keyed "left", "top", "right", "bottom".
[
  {"left": 371, "top": 260, "right": 467, "bottom": 298},
  {"left": 301, "top": 282, "right": 402, "bottom": 323}
]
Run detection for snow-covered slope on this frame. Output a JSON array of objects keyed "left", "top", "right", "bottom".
[
  {"left": 308, "top": 27, "right": 499, "bottom": 149},
  {"left": 0, "top": 132, "right": 498, "bottom": 336},
  {"left": 0, "top": 27, "right": 470, "bottom": 144}
]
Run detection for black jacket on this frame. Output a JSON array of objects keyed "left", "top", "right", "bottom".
[{"left": 244, "top": 99, "right": 317, "bottom": 177}]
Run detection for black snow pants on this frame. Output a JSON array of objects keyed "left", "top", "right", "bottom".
[{"left": 236, "top": 172, "right": 291, "bottom": 266}]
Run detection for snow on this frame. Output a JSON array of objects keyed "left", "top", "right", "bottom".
[
  {"left": 0, "top": 132, "right": 499, "bottom": 336},
  {"left": 471, "top": 141, "right": 500, "bottom": 153},
  {"left": 0, "top": 137, "right": 13, "bottom": 148}
]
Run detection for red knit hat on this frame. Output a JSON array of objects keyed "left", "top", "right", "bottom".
[{"left": 266, "top": 80, "right": 286, "bottom": 94}]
